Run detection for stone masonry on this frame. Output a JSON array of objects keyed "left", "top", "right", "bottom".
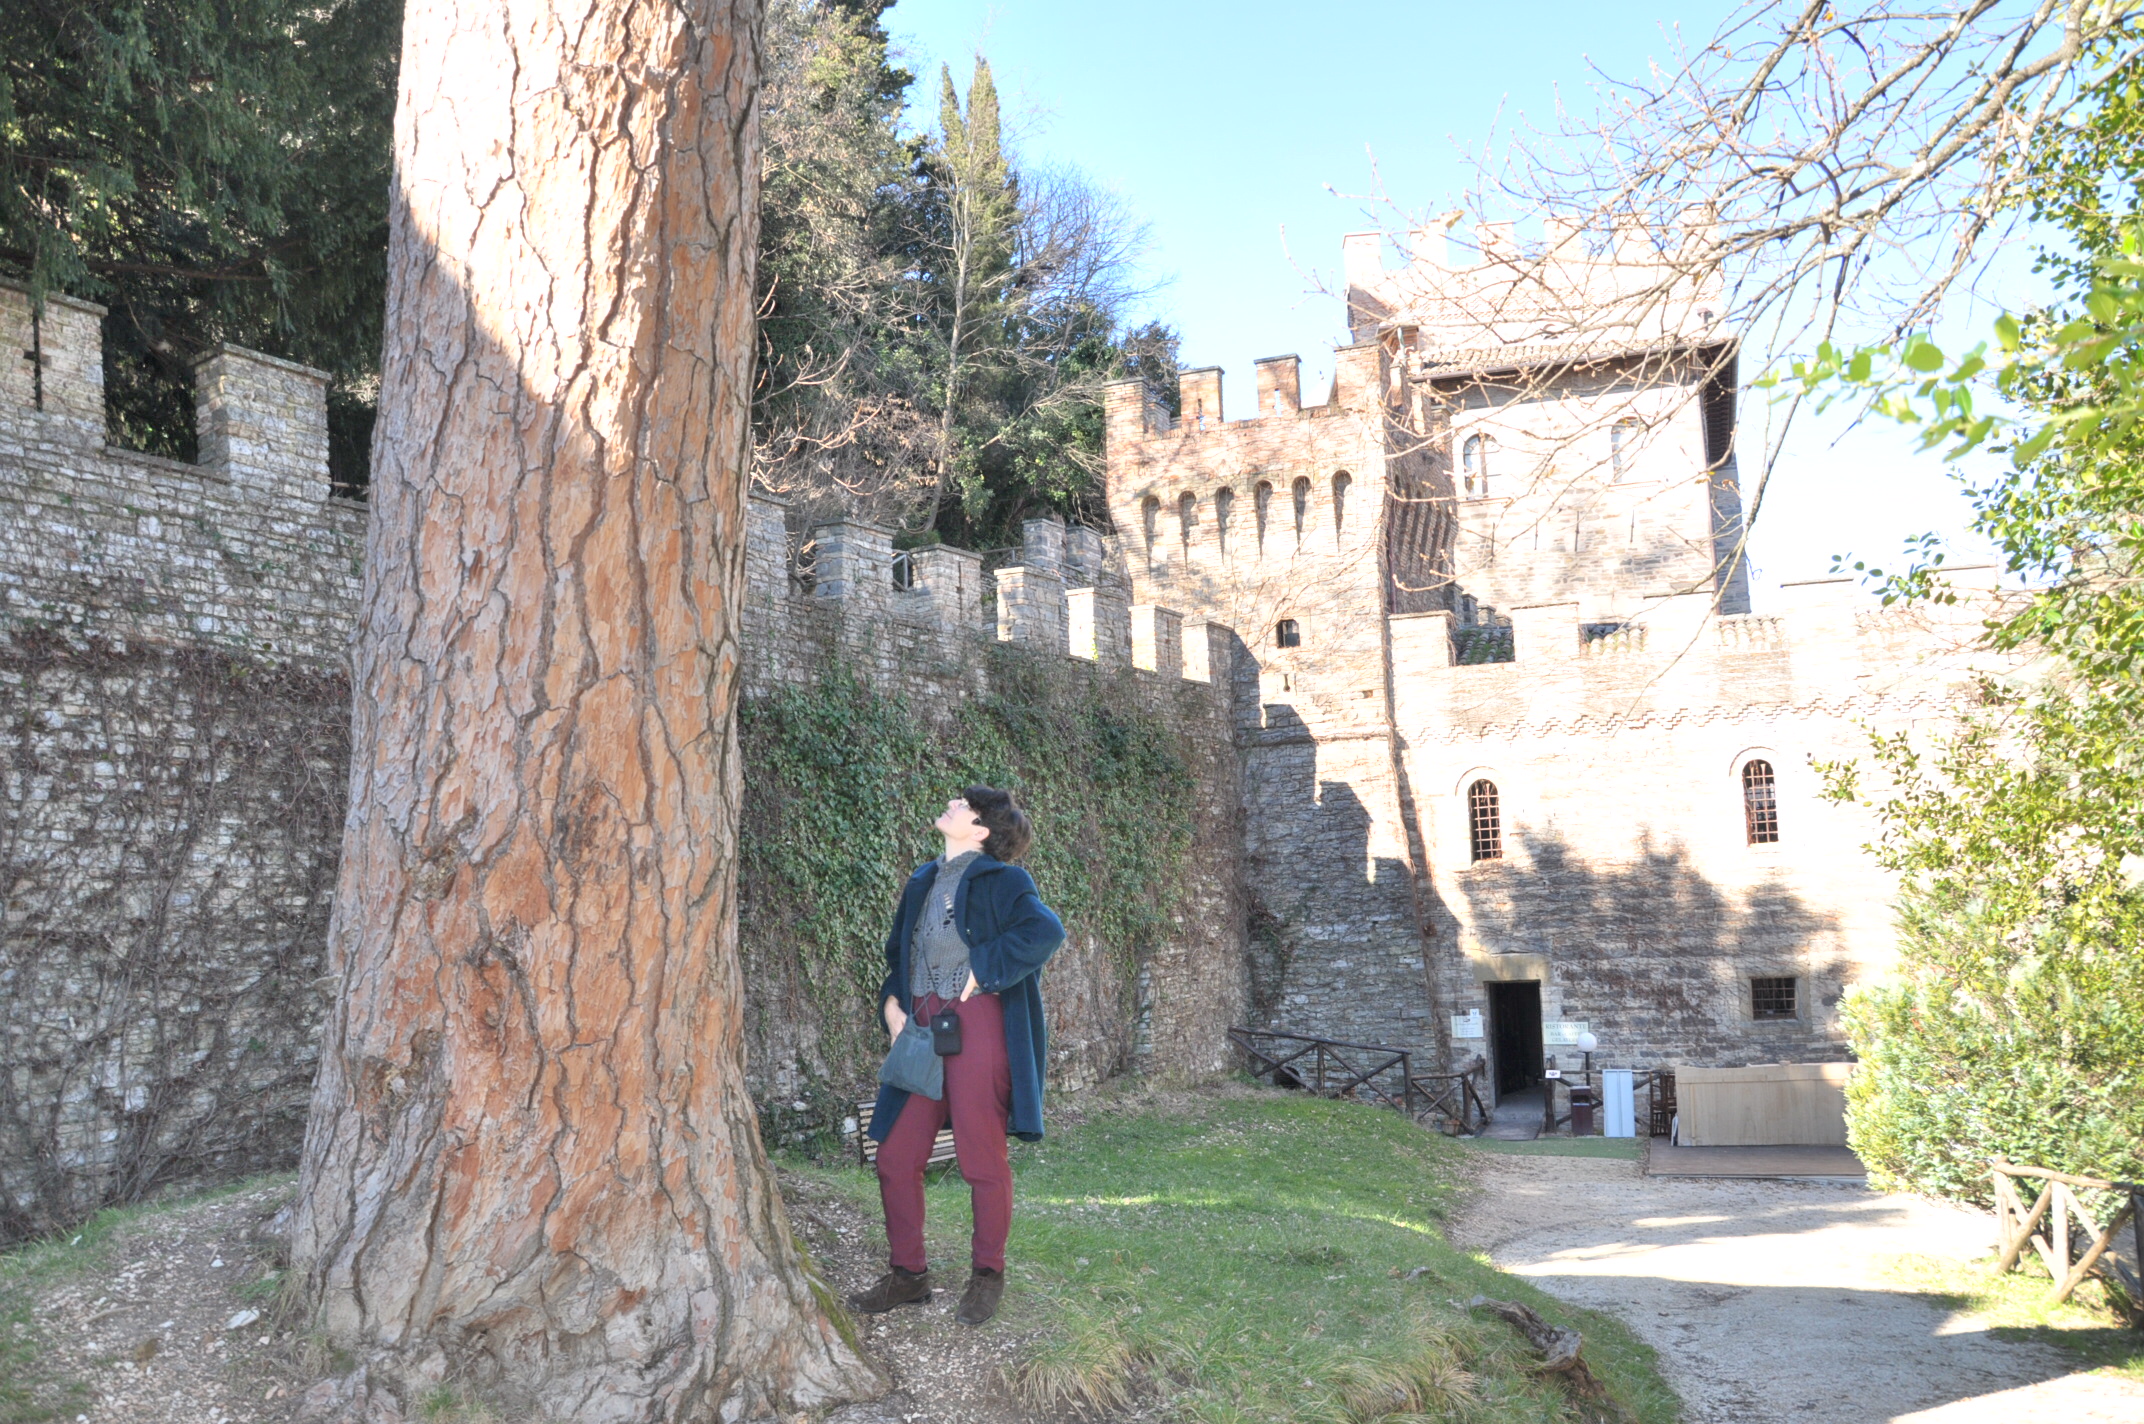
[
  {"left": 0, "top": 281, "right": 1248, "bottom": 1238},
  {"left": 0, "top": 284, "right": 364, "bottom": 1240},
  {"left": 1104, "top": 225, "right": 2001, "bottom": 1090}
]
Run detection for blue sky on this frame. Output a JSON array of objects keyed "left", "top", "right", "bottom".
[{"left": 879, "top": 0, "right": 2012, "bottom": 593}]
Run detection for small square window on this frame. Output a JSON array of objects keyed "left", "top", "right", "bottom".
[
  {"left": 1275, "top": 618, "right": 1301, "bottom": 648},
  {"left": 1751, "top": 976, "right": 1797, "bottom": 1020}
]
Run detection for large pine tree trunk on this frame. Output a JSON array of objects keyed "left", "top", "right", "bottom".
[{"left": 290, "top": 1, "right": 881, "bottom": 1417}]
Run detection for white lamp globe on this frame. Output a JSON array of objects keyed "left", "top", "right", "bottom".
[{"left": 1576, "top": 1032, "right": 1598, "bottom": 1054}]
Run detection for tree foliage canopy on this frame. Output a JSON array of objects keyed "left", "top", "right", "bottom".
[
  {"left": 4, "top": 0, "right": 1168, "bottom": 539},
  {"left": 0, "top": 0, "right": 399, "bottom": 482},
  {"left": 1766, "top": 26, "right": 2144, "bottom": 1201}
]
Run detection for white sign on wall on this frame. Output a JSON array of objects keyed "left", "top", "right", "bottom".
[
  {"left": 1542, "top": 1020, "right": 1591, "bottom": 1046},
  {"left": 1450, "top": 1010, "right": 1484, "bottom": 1039}
]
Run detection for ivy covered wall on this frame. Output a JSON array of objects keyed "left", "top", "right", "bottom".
[{"left": 735, "top": 551, "right": 1249, "bottom": 1148}]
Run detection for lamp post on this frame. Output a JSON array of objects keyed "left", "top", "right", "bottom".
[{"left": 1571, "top": 1032, "right": 1600, "bottom": 1137}]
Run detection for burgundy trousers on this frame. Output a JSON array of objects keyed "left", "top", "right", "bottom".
[{"left": 875, "top": 991, "right": 1013, "bottom": 1273}]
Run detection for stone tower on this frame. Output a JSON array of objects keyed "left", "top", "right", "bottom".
[{"left": 1104, "top": 225, "right": 1992, "bottom": 1090}]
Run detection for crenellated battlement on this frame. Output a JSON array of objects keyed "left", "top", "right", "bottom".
[
  {"left": 0, "top": 282, "right": 362, "bottom": 665},
  {"left": 742, "top": 495, "right": 1237, "bottom": 689}
]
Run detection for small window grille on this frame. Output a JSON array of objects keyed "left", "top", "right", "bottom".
[
  {"left": 1742, "top": 759, "right": 1779, "bottom": 844},
  {"left": 890, "top": 551, "right": 914, "bottom": 590},
  {"left": 1467, "top": 780, "right": 1502, "bottom": 862},
  {"left": 1751, "top": 976, "right": 1797, "bottom": 1020},
  {"left": 1275, "top": 619, "right": 1301, "bottom": 648}
]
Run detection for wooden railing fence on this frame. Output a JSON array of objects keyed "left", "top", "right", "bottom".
[
  {"left": 1990, "top": 1158, "right": 2142, "bottom": 1307},
  {"left": 1227, "top": 1028, "right": 1490, "bottom": 1136}
]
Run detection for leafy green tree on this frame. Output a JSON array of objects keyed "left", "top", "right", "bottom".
[
  {"left": 1769, "top": 37, "right": 2144, "bottom": 1199},
  {"left": 0, "top": 0, "right": 398, "bottom": 485}
]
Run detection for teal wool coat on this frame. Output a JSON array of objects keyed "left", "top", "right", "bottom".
[{"left": 868, "top": 855, "right": 1065, "bottom": 1143}]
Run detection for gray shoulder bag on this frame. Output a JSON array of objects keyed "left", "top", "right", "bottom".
[{"left": 878, "top": 1017, "right": 944, "bottom": 1100}]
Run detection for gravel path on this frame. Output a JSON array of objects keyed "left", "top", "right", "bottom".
[{"left": 1449, "top": 1150, "right": 2144, "bottom": 1424}]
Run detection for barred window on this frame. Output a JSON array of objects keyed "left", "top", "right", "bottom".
[
  {"left": 1467, "top": 779, "right": 1502, "bottom": 862},
  {"left": 1275, "top": 618, "right": 1301, "bottom": 648},
  {"left": 1742, "top": 759, "right": 1780, "bottom": 844},
  {"left": 1751, "top": 976, "right": 1797, "bottom": 1020}
]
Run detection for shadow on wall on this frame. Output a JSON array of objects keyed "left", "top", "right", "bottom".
[
  {"left": 1430, "top": 826, "right": 1850, "bottom": 1067},
  {"left": 1243, "top": 722, "right": 1433, "bottom": 1044}
]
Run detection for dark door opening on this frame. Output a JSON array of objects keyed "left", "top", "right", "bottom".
[{"left": 1488, "top": 981, "right": 1544, "bottom": 1095}]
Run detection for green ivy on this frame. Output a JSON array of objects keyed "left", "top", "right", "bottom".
[{"left": 738, "top": 650, "right": 1199, "bottom": 1141}]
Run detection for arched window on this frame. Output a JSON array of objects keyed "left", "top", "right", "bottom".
[
  {"left": 1467, "top": 780, "right": 1502, "bottom": 862},
  {"left": 1140, "top": 495, "right": 1161, "bottom": 556},
  {"left": 1609, "top": 418, "right": 1642, "bottom": 480},
  {"left": 1331, "top": 471, "right": 1352, "bottom": 537},
  {"left": 1462, "top": 435, "right": 1491, "bottom": 497},
  {"left": 1275, "top": 618, "right": 1301, "bottom": 648},
  {"left": 1743, "top": 760, "right": 1779, "bottom": 844},
  {"left": 1254, "top": 481, "right": 1273, "bottom": 552},
  {"left": 1178, "top": 491, "right": 1197, "bottom": 553},
  {"left": 1292, "top": 476, "right": 1311, "bottom": 542},
  {"left": 1213, "top": 487, "right": 1234, "bottom": 557}
]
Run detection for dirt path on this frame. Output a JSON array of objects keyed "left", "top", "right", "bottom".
[{"left": 1449, "top": 1151, "right": 2144, "bottom": 1424}]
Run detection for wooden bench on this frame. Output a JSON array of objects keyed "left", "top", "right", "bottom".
[{"left": 852, "top": 1099, "right": 957, "bottom": 1170}]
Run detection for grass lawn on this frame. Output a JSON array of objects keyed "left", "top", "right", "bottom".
[
  {"left": 1877, "top": 1250, "right": 2144, "bottom": 1385},
  {"left": 796, "top": 1086, "right": 1679, "bottom": 1423}
]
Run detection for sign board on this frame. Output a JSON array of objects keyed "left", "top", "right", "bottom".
[
  {"left": 1542, "top": 1020, "right": 1590, "bottom": 1046},
  {"left": 1450, "top": 1010, "right": 1483, "bottom": 1039}
]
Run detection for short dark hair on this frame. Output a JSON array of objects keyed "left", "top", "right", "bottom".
[{"left": 963, "top": 785, "right": 1032, "bottom": 863}]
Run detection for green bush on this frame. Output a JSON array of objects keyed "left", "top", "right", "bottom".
[{"left": 1832, "top": 689, "right": 2144, "bottom": 1200}]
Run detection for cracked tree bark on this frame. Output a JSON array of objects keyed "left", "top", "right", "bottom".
[{"left": 289, "top": 0, "right": 881, "bottom": 1418}]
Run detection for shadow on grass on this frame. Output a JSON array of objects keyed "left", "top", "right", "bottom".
[{"left": 1876, "top": 1251, "right": 2144, "bottom": 1384}]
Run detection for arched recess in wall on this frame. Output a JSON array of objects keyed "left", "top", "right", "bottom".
[
  {"left": 1254, "top": 481, "right": 1273, "bottom": 554},
  {"left": 1178, "top": 491, "right": 1197, "bottom": 556},
  {"left": 1214, "top": 486, "right": 1235, "bottom": 558},
  {"left": 1609, "top": 417, "right": 1642, "bottom": 481},
  {"left": 1141, "top": 495, "right": 1161, "bottom": 559},
  {"left": 1450, "top": 766, "right": 1507, "bottom": 865},
  {"left": 1331, "top": 471, "right": 1352, "bottom": 540},
  {"left": 1729, "top": 747, "right": 1783, "bottom": 846},
  {"left": 1291, "top": 476, "right": 1311, "bottom": 544}
]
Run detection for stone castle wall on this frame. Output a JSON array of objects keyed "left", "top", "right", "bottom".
[
  {"left": 0, "top": 285, "right": 363, "bottom": 1240},
  {"left": 1102, "top": 225, "right": 1994, "bottom": 1086},
  {"left": 735, "top": 506, "right": 1248, "bottom": 1110},
  {"left": 1391, "top": 581, "right": 1999, "bottom": 1073},
  {"left": 0, "top": 283, "right": 1249, "bottom": 1239}
]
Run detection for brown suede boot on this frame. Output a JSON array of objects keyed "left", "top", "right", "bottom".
[
  {"left": 955, "top": 1266, "right": 1004, "bottom": 1326},
  {"left": 847, "top": 1266, "right": 931, "bottom": 1314}
]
